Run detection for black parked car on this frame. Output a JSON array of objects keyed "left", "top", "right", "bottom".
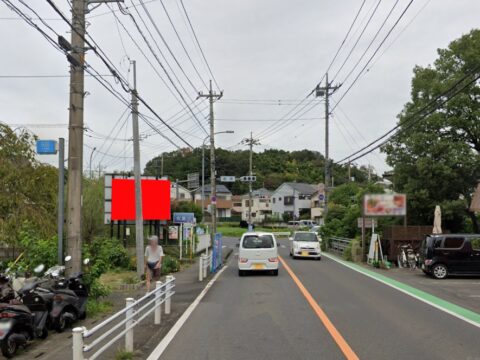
[{"left": 420, "top": 234, "right": 480, "bottom": 279}]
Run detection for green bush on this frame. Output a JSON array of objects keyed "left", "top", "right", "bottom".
[
  {"left": 87, "top": 237, "right": 130, "bottom": 269},
  {"left": 162, "top": 255, "right": 180, "bottom": 274}
]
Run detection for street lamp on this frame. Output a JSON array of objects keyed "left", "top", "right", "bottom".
[
  {"left": 89, "top": 147, "right": 96, "bottom": 179},
  {"left": 201, "top": 131, "right": 234, "bottom": 222}
]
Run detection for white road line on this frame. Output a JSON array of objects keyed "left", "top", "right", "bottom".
[{"left": 147, "top": 266, "right": 228, "bottom": 360}]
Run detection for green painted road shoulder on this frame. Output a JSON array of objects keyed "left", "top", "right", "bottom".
[{"left": 323, "top": 253, "right": 480, "bottom": 329}]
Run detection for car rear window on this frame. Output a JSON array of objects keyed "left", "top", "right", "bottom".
[
  {"left": 443, "top": 237, "right": 464, "bottom": 249},
  {"left": 242, "top": 235, "right": 274, "bottom": 249},
  {"left": 294, "top": 233, "right": 317, "bottom": 242}
]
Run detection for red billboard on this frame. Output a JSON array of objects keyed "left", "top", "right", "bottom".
[{"left": 111, "top": 179, "right": 171, "bottom": 221}]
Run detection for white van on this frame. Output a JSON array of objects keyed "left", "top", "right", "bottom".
[
  {"left": 289, "top": 231, "right": 321, "bottom": 260},
  {"left": 238, "top": 232, "right": 279, "bottom": 276}
]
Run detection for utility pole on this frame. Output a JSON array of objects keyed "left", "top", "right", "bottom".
[
  {"left": 198, "top": 80, "right": 223, "bottom": 244},
  {"left": 65, "top": 0, "right": 86, "bottom": 274},
  {"left": 64, "top": 0, "right": 123, "bottom": 274},
  {"left": 131, "top": 60, "right": 144, "bottom": 277},
  {"left": 315, "top": 73, "right": 341, "bottom": 221},
  {"left": 242, "top": 133, "right": 260, "bottom": 228},
  {"left": 58, "top": 138, "right": 65, "bottom": 266}
]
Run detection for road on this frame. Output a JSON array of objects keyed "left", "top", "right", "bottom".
[{"left": 155, "top": 237, "right": 480, "bottom": 360}]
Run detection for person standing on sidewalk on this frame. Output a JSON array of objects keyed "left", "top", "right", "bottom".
[{"left": 144, "top": 235, "right": 164, "bottom": 292}]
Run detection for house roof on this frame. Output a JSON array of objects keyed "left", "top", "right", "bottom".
[
  {"left": 195, "top": 184, "right": 232, "bottom": 194},
  {"left": 278, "top": 182, "right": 317, "bottom": 195}
]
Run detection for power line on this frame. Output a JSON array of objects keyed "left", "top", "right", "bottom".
[
  {"left": 337, "top": 67, "right": 480, "bottom": 164},
  {"left": 179, "top": 0, "right": 220, "bottom": 91}
]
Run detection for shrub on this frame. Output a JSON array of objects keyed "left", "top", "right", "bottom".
[
  {"left": 162, "top": 255, "right": 180, "bottom": 274},
  {"left": 87, "top": 237, "right": 130, "bottom": 269}
]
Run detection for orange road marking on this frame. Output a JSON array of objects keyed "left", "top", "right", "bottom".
[{"left": 279, "top": 256, "right": 359, "bottom": 360}]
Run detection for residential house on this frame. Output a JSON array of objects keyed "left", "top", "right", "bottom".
[
  {"left": 241, "top": 188, "right": 272, "bottom": 223},
  {"left": 231, "top": 195, "right": 243, "bottom": 218},
  {"left": 310, "top": 183, "right": 326, "bottom": 224},
  {"left": 170, "top": 183, "right": 191, "bottom": 202},
  {"left": 194, "top": 184, "right": 232, "bottom": 218},
  {"left": 271, "top": 182, "right": 317, "bottom": 220}
]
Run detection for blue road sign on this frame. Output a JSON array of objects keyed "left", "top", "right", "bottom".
[
  {"left": 36, "top": 140, "right": 57, "bottom": 155},
  {"left": 172, "top": 212, "right": 196, "bottom": 224}
]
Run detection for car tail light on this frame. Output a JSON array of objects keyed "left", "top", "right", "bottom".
[
  {"left": 424, "top": 259, "right": 433, "bottom": 265},
  {"left": 0, "top": 312, "right": 16, "bottom": 318},
  {"left": 239, "top": 258, "right": 248, "bottom": 263},
  {"left": 53, "top": 294, "right": 63, "bottom": 302},
  {"left": 268, "top": 257, "right": 278, "bottom": 262}
]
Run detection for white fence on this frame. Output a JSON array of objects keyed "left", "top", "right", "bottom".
[
  {"left": 198, "top": 253, "right": 212, "bottom": 281},
  {"left": 72, "top": 275, "right": 175, "bottom": 360}
]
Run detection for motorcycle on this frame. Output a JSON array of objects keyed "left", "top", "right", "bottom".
[{"left": 397, "top": 244, "right": 419, "bottom": 270}]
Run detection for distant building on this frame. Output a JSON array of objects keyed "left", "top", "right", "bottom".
[
  {"left": 241, "top": 188, "right": 272, "bottom": 223},
  {"left": 170, "top": 183, "right": 191, "bottom": 202},
  {"left": 271, "top": 182, "right": 317, "bottom": 220},
  {"left": 194, "top": 184, "right": 232, "bottom": 218},
  {"left": 310, "top": 184, "right": 326, "bottom": 224},
  {"left": 231, "top": 195, "right": 243, "bottom": 218}
]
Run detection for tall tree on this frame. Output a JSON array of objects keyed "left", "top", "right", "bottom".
[{"left": 383, "top": 29, "right": 480, "bottom": 232}]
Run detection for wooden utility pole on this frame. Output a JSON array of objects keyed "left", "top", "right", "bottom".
[
  {"left": 315, "top": 73, "right": 341, "bottom": 221},
  {"left": 198, "top": 81, "right": 223, "bottom": 244},
  {"left": 131, "top": 60, "right": 144, "bottom": 277},
  {"left": 66, "top": 0, "right": 86, "bottom": 273}
]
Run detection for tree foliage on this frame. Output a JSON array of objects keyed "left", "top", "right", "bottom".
[
  {"left": 383, "top": 29, "right": 480, "bottom": 232},
  {"left": 145, "top": 148, "right": 374, "bottom": 195},
  {"left": 0, "top": 125, "right": 57, "bottom": 245}
]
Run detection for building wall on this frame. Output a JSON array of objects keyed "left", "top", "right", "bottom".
[
  {"left": 241, "top": 196, "right": 272, "bottom": 223},
  {"left": 271, "top": 184, "right": 312, "bottom": 219}
]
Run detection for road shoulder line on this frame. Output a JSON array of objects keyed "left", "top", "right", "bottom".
[
  {"left": 323, "top": 253, "right": 480, "bottom": 329},
  {"left": 146, "top": 266, "right": 228, "bottom": 360}
]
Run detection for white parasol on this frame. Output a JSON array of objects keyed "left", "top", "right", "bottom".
[{"left": 432, "top": 205, "right": 442, "bottom": 234}]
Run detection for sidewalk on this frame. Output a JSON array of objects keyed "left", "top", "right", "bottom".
[{"left": 15, "top": 247, "right": 233, "bottom": 360}]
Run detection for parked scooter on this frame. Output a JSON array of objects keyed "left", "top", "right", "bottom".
[{"left": 397, "top": 244, "right": 419, "bottom": 270}]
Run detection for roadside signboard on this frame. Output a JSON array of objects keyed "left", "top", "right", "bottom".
[
  {"left": 211, "top": 233, "right": 222, "bottom": 272},
  {"left": 220, "top": 176, "right": 236, "bottom": 182},
  {"left": 211, "top": 196, "right": 217, "bottom": 205},
  {"left": 187, "top": 172, "right": 199, "bottom": 189},
  {"left": 173, "top": 212, "right": 195, "bottom": 224},
  {"left": 357, "top": 218, "right": 378, "bottom": 228},
  {"left": 36, "top": 140, "right": 57, "bottom": 154},
  {"left": 364, "top": 194, "right": 406, "bottom": 216}
]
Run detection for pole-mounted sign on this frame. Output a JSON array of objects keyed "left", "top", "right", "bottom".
[
  {"left": 220, "top": 176, "right": 236, "bottom": 182},
  {"left": 36, "top": 140, "right": 58, "bottom": 155}
]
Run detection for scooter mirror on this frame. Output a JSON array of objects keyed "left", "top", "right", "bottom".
[
  {"left": 83, "top": 258, "right": 90, "bottom": 265},
  {"left": 34, "top": 264, "right": 45, "bottom": 273},
  {"left": 64, "top": 255, "right": 72, "bottom": 262}
]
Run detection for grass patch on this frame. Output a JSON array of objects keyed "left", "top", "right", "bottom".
[
  {"left": 100, "top": 270, "right": 140, "bottom": 287},
  {"left": 87, "top": 299, "right": 114, "bottom": 317},
  {"left": 115, "top": 350, "right": 134, "bottom": 360}
]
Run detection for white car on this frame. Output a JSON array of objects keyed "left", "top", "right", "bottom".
[
  {"left": 238, "top": 232, "right": 279, "bottom": 276},
  {"left": 289, "top": 231, "right": 322, "bottom": 260}
]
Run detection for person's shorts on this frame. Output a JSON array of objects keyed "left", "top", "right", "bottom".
[{"left": 147, "top": 261, "right": 161, "bottom": 279}]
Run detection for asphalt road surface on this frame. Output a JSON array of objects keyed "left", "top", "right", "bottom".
[{"left": 158, "top": 237, "right": 480, "bottom": 360}]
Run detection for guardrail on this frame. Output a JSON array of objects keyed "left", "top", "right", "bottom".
[
  {"left": 329, "top": 236, "right": 352, "bottom": 255},
  {"left": 272, "top": 231, "right": 290, "bottom": 238},
  {"left": 72, "top": 275, "right": 175, "bottom": 360},
  {"left": 198, "top": 253, "right": 212, "bottom": 281}
]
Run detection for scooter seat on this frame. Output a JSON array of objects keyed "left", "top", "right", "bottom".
[
  {"left": 0, "top": 303, "right": 31, "bottom": 314},
  {"left": 54, "top": 289, "right": 77, "bottom": 297}
]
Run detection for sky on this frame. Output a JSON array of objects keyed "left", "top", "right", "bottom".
[{"left": 1, "top": 0, "right": 479, "bottom": 178}]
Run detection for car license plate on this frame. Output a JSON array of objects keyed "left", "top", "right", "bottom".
[
  {"left": 301, "top": 251, "right": 309, "bottom": 256},
  {"left": 253, "top": 263, "right": 265, "bottom": 270},
  {"left": 0, "top": 322, "right": 11, "bottom": 331}
]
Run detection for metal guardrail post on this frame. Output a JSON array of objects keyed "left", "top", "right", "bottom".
[
  {"left": 199, "top": 254, "right": 204, "bottom": 281},
  {"left": 125, "top": 298, "right": 134, "bottom": 352},
  {"left": 203, "top": 256, "right": 208, "bottom": 279},
  {"left": 165, "top": 275, "right": 173, "bottom": 314},
  {"left": 72, "top": 327, "right": 85, "bottom": 360},
  {"left": 155, "top": 281, "right": 162, "bottom": 325}
]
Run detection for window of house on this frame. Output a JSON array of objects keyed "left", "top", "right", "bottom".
[
  {"left": 272, "top": 198, "right": 276, "bottom": 204},
  {"left": 284, "top": 196, "right": 294, "bottom": 205},
  {"left": 278, "top": 197, "right": 282, "bottom": 201},
  {"left": 299, "top": 195, "right": 306, "bottom": 200}
]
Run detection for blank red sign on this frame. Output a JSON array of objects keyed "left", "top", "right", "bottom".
[{"left": 111, "top": 179, "right": 171, "bottom": 220}]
